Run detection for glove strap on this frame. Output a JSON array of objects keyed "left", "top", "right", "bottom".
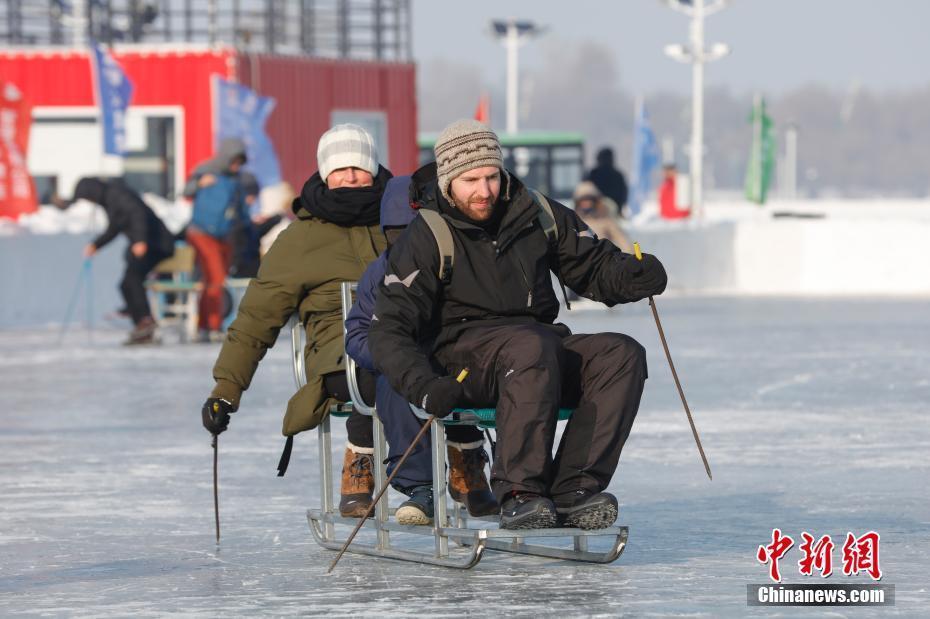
[{"left": 276, "top": 436, "right": 294, "bottom": 477}]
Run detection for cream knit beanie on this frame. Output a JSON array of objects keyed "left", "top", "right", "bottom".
[{"left": 317, "top": 123, "right": 379, "bottom": 181}]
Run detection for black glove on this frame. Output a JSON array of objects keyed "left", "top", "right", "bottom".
[
  {"left": 201, "top": 398, "right": 235, "bottom": 435},
  {"left": 419, "top": 376, "right": 465, "bottom": 418},
  {"left": 621, "top": 253, "right": 668, "bottom": 300}
]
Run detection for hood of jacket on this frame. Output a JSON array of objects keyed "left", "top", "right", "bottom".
[
  {"left": 216, "top": 138, "right": 248, "bottom": 171},
  {"left": 595, "top": 147, "right": 615, "bottom": 168},
  {"left": 380, "top": 175, "right": 417, "bottom": 231},
  {"left": 73, "top": 177, "right": 107, "bottom": 204}
]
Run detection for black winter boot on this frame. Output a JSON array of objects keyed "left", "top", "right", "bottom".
[
  {"left": 554, "top": 489, "right": 618, "bottom": 530},
  {"left": 395, "top": 485, "right": 434, "bottom": 526},
  {"left": 499, "top": 492, "right": 557, "bottom": 530}
]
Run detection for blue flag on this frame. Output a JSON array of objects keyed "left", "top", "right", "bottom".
[
  {"left": 630, "top": 101, "right": 659, "bottom": 216},
  {"left": 213, "top": 77, "right": 282, "bottom": 188},
  {"left": 90, "top": 41, "right": 134, "bottom": 156}
]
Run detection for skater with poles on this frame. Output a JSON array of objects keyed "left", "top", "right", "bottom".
[{"left": 54, "top": 177, "right": 175, "bottom": 345}]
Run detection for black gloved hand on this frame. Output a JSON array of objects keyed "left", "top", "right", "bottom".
[
  {"left": 419, "top": 376, "right": 465, "bottom": 418},
  {"left": 202, "top": 398, "right": 235, "bottom": 435},
  {"left": 621, "top": 253, "right": 668, "bottom": 300}
]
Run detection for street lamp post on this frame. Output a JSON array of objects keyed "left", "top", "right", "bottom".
[
  {"left": 491, "top": 19, "right": 543, "bottom": 134},
  {"left": 662, "top": 0, "right": 729, "bottom": 221},
  {"left": 72, "top": 0, "right": 88, "bottom": 47}
]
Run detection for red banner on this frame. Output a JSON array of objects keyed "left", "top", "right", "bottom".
[{"left": 0, "top": 81, "right": 37, "bottom": 220}]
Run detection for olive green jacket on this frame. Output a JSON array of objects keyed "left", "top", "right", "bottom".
[{"left": 210, "top": 207, "right": 386, "bottom": 436}]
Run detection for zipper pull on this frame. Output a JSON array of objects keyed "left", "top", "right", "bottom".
[{"left": 527, "top": 290, "right": 533, "bottom": 307}]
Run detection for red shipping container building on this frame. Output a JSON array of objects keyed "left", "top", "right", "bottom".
[{"left": 0, "top": 45, "right": 417, "bottom": 197}]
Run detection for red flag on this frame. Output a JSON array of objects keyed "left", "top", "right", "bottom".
[
  {"left": 474, "top": 93, "right": 490, "bottom": 125},
  {"left": 0, "top": 81, "right": 38, "bottom": 220}
]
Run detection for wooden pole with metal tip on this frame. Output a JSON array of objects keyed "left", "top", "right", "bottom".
[
  {"left": 327, "top": 369, "right": 469, "bottom": 574},
  {"left": 634, "top": 242, "right": 713, "bottom": 480}
]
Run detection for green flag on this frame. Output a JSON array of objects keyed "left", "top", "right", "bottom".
[{"left": 744, "top": 96, "right": 776, "bottom": 204}]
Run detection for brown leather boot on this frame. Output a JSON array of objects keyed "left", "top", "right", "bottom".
[
  {"left": 447, "top": 441, "right": 499, "bottom": 517},
  {"left": 339, "top": 444, "right": 374, "bottom": 518}
]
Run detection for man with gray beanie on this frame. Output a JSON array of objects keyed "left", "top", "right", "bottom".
[
  {"left": 200, "top": 123, "right": 391, "bottom": 518},
  {"left": 369, "top": 119, "right": 667, "bottom": 530}
]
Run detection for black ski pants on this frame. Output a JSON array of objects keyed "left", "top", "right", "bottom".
[
  {"left": 437, "top": 323, "right": 647, "bottom": 502},
  {"left": 120, "top": 248, "right": 169, "bottom": 325},
  {"left": 323, "top": 369, "right": 377, "bottom": 449}
]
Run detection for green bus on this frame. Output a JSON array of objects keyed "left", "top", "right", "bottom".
[{"left": 418, "top": 131, "right": 585, "bottom": 202}]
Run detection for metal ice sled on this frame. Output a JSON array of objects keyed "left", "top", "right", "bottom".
[{"left": 292, "top": 282, "right": 629, "bottom": 569}]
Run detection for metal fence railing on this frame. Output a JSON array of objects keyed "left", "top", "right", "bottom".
[{"left": 0, "top": 0, "right": 412, "bottom": 61}]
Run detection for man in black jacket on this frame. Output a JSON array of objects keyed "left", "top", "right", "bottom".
[
  {"left": 368, "top": 120, "right": 668, "bottom": 530},
  {"left": 56, "top": 177, "right": 175, "bottom": 344}
]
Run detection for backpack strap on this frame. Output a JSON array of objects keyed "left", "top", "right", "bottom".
[
  {"left": 418, "top": 209, "right": 454, "bottom": 285},
  {"left": 530, "top": 189, "right": 558, "bottom": 244},
  {"left": 529, "top": 188, "right": 573, "bottom": 310}
]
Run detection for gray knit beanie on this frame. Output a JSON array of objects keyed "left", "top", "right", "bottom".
[
  {"left": 317, "top": 123, "right": 379, "bottom": 181},
  {"left": 434, "top": 119, "right": 506, "bottom": 204}
]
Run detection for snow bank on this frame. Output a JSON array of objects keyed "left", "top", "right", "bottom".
[
  {"left": 2, "top": 198, "right": 929, "bottom": 329},
  {"left": 629, "top": 198, "right": 930, "bottom": 296},
  {"left": 1, "top": 194, "right": 192, "bottom": 238}
]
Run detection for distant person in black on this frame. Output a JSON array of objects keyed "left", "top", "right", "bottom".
[
  {"left": 586, "top": 147, "right": 629, "bottom": 218},
  {"left": 55, "top": 177, "right": 175, "bottom": 344}
]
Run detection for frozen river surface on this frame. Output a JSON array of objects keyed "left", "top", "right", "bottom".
[{"left": 1, "top": 297, "right": 928, "bottom": 617}]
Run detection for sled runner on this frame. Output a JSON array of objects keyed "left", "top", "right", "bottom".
[{"left": 293, "top": 282, "right": 629, "bottom": 569}]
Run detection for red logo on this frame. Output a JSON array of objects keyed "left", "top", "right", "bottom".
[
  {"left": 757, "top": 528, "right": 794, "bottom": 583},
  {"left": 758, "top": 529, "right": 882, "bottom": 582},
  {"left": 842, "top": 531, "right": 882, "bottom": 580},
  {"left": 798, "top": 532, "right": 835, "bottom": 577}
]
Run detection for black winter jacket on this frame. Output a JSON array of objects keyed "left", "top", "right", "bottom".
[
  {"left": 368, "top": 170, "right": 644, "bottom": 405},
  {"left": 74, "top": 178, "right": 175, "bottom": 256}
]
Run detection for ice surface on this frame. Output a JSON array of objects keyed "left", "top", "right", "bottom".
[{"left": 1, "top": 297, "right": 928, "bottom": 617}]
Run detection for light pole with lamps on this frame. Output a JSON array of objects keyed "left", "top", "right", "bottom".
[
  {"left": 490, "top": 19, "right": 543, "bottom": 134},
  {"left": 662, "top": 0, "right": 730, "bottom": 221}
]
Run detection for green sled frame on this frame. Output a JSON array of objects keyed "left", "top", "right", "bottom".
[{"left": 289, "top": 282, "right": 629, "bottom": 569}]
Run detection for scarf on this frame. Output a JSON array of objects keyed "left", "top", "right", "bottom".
[{"left": 294, "top": 166, "right": 392, "bottom": 226}]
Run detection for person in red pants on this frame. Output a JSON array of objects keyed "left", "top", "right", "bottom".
[
  {"left": 185, "top": 228, "right": 232, "bottom": 338},
  {"left": 183, "top": 138, "right": 259, "bottom": 341}
]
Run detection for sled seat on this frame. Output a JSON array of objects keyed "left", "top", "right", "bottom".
[
  {"left": 328, "top": 402, "right": 356, "bottom": 415},
  {"left": 441, "top": 407, "right": 574, "bottom": 428}
]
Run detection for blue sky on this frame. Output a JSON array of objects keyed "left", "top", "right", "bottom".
[{"left": 412, "top": 0, "right": 929, "bottom": 95}]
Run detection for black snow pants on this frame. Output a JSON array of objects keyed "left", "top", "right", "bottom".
[
  {"left": 120, "top": 248, "right": 169, "bottom": 325},
  {"left": 436, "top": 323, "right": 647, "bottom": 503},
  {"left": 323, "top": 369, "right": 377, "bottom": 449}
]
